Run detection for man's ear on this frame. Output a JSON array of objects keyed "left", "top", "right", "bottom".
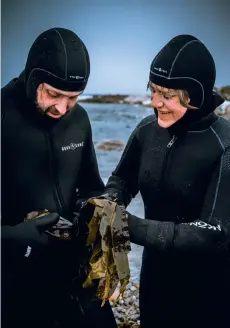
[{"left": 37, "top": 83, "right": 43, "bottom": 92}]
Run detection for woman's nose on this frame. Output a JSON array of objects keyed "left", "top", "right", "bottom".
[{"left": 151, "top": 94, "right": 164, "bottom": 108}]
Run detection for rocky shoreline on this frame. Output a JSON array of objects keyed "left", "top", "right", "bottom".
[
  {"left": 79, "top": 85, "right": 230, "bottom": 116},
  {"left": 110, "top": 280, "right": 140, "bottom": 328},
  {"left": 78, "top": 94, "right": 150, "bottom": 106}
]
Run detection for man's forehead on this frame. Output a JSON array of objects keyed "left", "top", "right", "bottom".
[{"left": 43, "top": 83, "right": 82, "bottom": 96}]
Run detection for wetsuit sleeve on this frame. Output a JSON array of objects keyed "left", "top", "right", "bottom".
[
  {"left": 128, "top": 147, "right": 230, "bottom": 254},
  {"left": 76, "top": 122, "right": 105, "bottom": 203},
  {"left": 104, "top": 127, "right": 141, "bottom": 206}
]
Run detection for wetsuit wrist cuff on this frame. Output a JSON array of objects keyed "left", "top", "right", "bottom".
[{"left": 146, "top": 221, "right": 175, "bottom": 250}]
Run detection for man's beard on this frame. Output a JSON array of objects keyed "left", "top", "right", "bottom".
[{"left": 35, "top": 103, "right": 70, "bottom": 117}]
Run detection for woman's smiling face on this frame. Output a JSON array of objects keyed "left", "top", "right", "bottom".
[{"left": 149, "top": 82, "right": 191, "bottom": 128}]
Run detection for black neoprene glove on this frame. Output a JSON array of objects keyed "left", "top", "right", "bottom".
[
  {"left": 1, "top": 213, "right": 59, "bottom": 261},
  {"left": 126, "top": 211, "right": 149, "bottom": 246}
]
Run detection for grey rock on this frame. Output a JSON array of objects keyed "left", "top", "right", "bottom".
[
  {"left": 130, "top": 314, "right": 140, "bottom": 322},
  {"left": 116, "top": 313, "right": 125, "bottom": 322},
  {"left": 124, "top": 298, "right": 131, "bottom": 306},
  {"left": 116, "top": 306, "right": 122, "bottom": 313},
  {"left": 124, "top": 290, "right": 131, "bottom": 297},
  {"left": 128, "top": 297, "right": 134, "bottom": 305},
  {"left": 96, "top": 139, "right": 125, "bottom": 151},
  {"left": 119, "top": 299, "right": 124, "bottom": 305},
  {"left": 130, "top": 285, "right": 137, "bottom": 292},
  {"left": 112, "top": 309, "right": 118, "bottom": 316}
]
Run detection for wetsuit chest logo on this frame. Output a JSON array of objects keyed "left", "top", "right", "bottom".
[{"left": 62, "top": 142, "right": 84, "bottom": 151}]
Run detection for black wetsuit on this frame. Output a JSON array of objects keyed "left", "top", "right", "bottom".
[
  {"left": 1, "top": 74, "right": 116, "bottom": 328},
  {"left": 105, "top": 98, "right": 230, "bottom": 327}
]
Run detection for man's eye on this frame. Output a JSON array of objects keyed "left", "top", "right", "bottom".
[{"left": 49, "top": 92, "right": 59, "bottom": 98}]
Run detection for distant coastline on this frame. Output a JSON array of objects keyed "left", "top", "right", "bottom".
[
  {"left": 78, "top": 85, "right": 230, "bottom": 116},
  {"left": 78, "top": 94, "right": 151, "bottom": 106}
]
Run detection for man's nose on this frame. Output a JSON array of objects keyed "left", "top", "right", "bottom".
[{"left": 55, "top": 98, "right": 69, "bottom": 115}]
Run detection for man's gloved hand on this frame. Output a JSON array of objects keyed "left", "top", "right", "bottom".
[
  {"left": 72, "top": 193, "right": 122, "bottom": 239},
  {"left": 1, "top": 213, "right": 59, "bottom": 261},
  {"left": 71, "top": 201, "right": 98, "bottom": 282}
]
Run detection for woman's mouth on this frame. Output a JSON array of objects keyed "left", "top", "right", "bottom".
[{"left": 159, "top": 111, "right": 172, "bottom": 115}]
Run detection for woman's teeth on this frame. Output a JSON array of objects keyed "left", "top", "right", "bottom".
[{"left": 159, "top": 111, "right": 171, "bottom": 114}]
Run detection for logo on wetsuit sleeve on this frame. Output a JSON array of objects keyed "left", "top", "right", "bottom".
[
  {"left": 186, "top": 221, "right": 221, "bottom": 231},
  {"left": 62, "top": 142, "right": 84, "bottom": 151}
]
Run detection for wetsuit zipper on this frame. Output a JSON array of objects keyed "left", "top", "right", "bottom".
[
  {"left": 46, "top": 130, "right": 65, "bottom": 217},
  {"left": 160, "top": 135, "right": 177, "bottom": 185}
]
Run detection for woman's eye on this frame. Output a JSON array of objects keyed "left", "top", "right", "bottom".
[
  {"left": 149, "top": 87, "right": 156, "bottom": 93},
  {"left": 163, "top": 94, "right": 175, "bottom": 100},
  {"left": 163, "top": 94, "right": 172, "bottom": 100}
]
